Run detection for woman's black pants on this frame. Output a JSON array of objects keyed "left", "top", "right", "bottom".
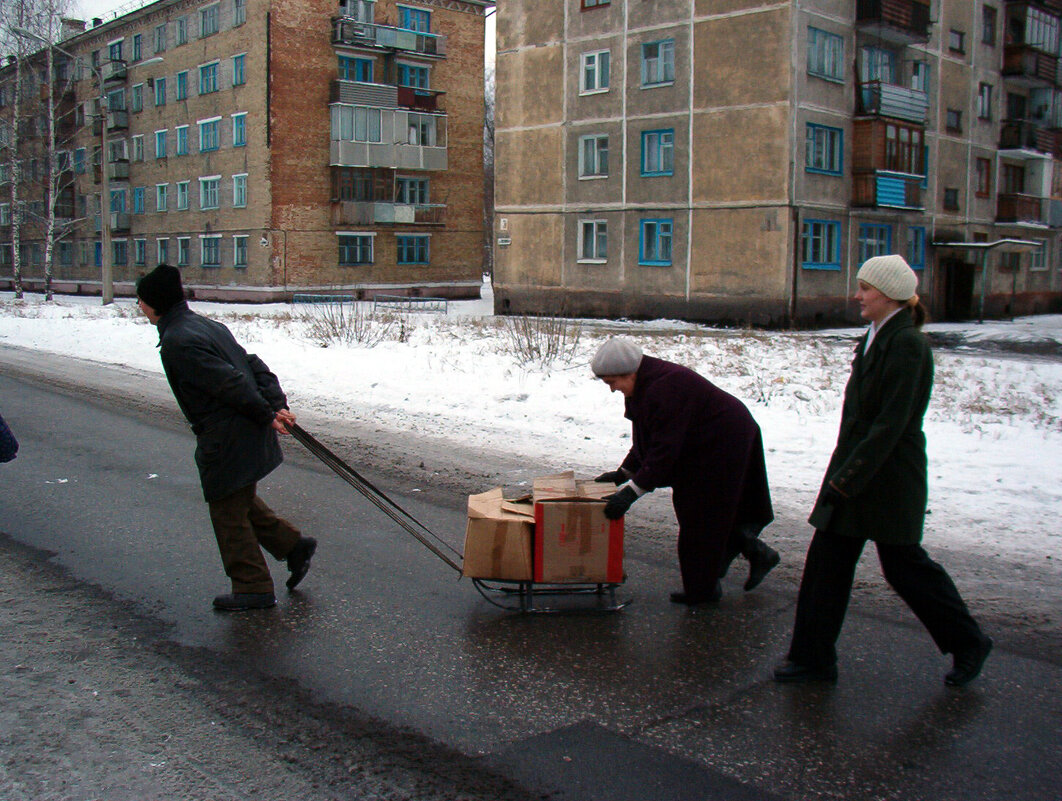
[{"left": 786, "top": 529, "right": 985, "bottom": 668}]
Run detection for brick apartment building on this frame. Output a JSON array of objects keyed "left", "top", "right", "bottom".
[
  {"left": 493, "top": 0, "right": 1062, "bottom": 325},
  {"left": 1, "top": 0, "right": 493, "bottom": 302}
]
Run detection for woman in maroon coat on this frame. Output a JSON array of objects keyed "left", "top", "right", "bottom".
[{"left": 592, "top": 338, "right": 778, "bottom": 604}]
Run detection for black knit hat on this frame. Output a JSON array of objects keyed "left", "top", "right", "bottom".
[{"left": 136, "top": 264, "right": 184, "bottom": 316}]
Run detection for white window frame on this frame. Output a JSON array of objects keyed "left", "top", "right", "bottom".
[
  {"left": 578, "top": 134, "right": 609, "bottom": 178},
  {"left": 578, "top": 219, "right": 607, "bottom": 263},
  {"left": 200, "top": 234, "right": 222, "bottom": 267},
  {"left": 580, "top": 50, "right": 610, "bottom": 94},
  {"left": 232, "top": 173, "right": 247, "bottom": 208},
  {"left": 199, "top": 175, "right": 221, "bottom": 210}
]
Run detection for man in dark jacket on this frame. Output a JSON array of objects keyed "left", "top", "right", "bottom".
[
  {"left": 592, "top": 337, "right": 778, "bottom": 604},
  {"left": 137, "top": 264, "right": 316, "bottom": 611}
]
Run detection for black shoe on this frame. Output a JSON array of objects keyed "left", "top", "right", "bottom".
[
  {"left": 285, "top": 536, "right": 317, "bottom": 591},
  {"left": 773, "top": 660, "right": 838, "bottom": 684},
  {"left": 670, "top": 582, "right": 722, "bottom": 605},
  {"left": 213, "top": 592, "right": 277, "bottom": 611},
  {"left": 745, "top": 544, "right": 780, "bottom": 591},
  {"left": 945, "top": 637, "right": 992, "bottom": 686}
]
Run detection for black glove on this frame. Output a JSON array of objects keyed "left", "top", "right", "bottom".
[
  {"left": 595, "top": 470, "right": 627, "bottom": 485},
  {"left": 603, "top": 486, "right": 638, "bottom": 520}
]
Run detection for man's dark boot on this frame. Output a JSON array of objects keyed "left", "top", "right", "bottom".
[
  {"left": 286, "top": 536, "right": 317, "bottom": 591},
  {"left": 213, "top": 592, "right": 277, "bottom": 611},
  {"left": 670, "top": 581, "right": 722, "bottom": 605},
  {"left": 744, "top": 539, "right": 780, "bottom": 591},
  {"left": 945, "top": 637, "right": 992, "bottom": 686}
]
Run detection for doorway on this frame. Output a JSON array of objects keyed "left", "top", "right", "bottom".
[{"left": 940, "top": 257, "right": 975, "bottom": 321}]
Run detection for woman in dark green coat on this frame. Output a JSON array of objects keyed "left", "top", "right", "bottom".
[{"left": 774, "top": 255, "right": 992, "bottom": 687}]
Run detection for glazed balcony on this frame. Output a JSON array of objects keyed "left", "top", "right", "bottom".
[
  {"left": 857, "top": 81, "right": 929, "bottom": 124},
  {"left": 996, "top": 193, "right": 1045, "bottom": 224},
  {"left": 331, "top": 200, "right": 446, "bottom": 226},
  {"left": 330, "top": 106, "right": 448, "bottom": 170},
  {"left": 331, "top": 17, "right": 446, "bottom": 58},
  {"left": 1002, "top": 44, "right": 1060, "bottom": 88},
  {"left": 856, "top": 0, "right": 931, "bottom": 44},
  {"left": 852, "top": 171, "right": 924, "bottom": 210}
]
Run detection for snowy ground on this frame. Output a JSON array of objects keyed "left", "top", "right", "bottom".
[{"left": 1, "top": 283, "right": 1060, "bottom": 576}]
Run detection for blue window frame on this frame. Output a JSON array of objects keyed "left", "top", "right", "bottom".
[
  {"left": 132, "top": 34, "right": 142, "bottom": 62},
  {"left": 175, "top": 125, "right": 188, "bottom": 155},
  {"left": 907, "top": 226, "right": 926, "bottom": 270},
  {"left": 176, "top": 70, "right": 188, "bottom": 100},
  {"left": 806, "top": 123, "right": 842, "bottom": 174},
  {"left": 110, "top": 189, "right": 126, "bottom": 213},
  {"left": 199, "top": 62, "right": 219, "bottom": 94},
  {"left": 339, "top": 234, "right": 373, "bottom": 265},
  {"left": 641, "top": 129, "right": 674, "bottom": 176},
  {"left": 155, "top": 129, "right": 167, "bottom": 158},
  {"left": 154, "top": 76, "right": 166, "bottom": 106},
  {"left": 399, "top": 7, "right": 430, "bottom": 32},
  {"left": 233, "top": 54, "right": 245, "bottom": 85},
  {"left": 397, "top": 235, "right": 429, "bottom": 264},
  {"left": 639, "top": 219, "right": 673, "bottom": 265},
  {"left": 199, "top": 119, "right": 220, "bottom": 151},
  {"left": 858, "top": 223, "right": 892, "bottom": 263},
  {"left": 133, "top": 186, "right": 145, "bottom": 214},
  {"left": 339, "top": 56, "right": 373, "bottom": 82},
  {"left": 397, "top": 63, "right": 429, "bottom": 89},
  {"left": 74, "top": 148, "right": 85, "bottom": 174},
  {"left": 232, "top": 113, "right": 246, "bottom": 147},
  {"left": 801, "top": 219, "right": 841, "bottom": 270}
]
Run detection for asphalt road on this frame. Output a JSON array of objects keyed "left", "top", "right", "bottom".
[{"left": 1, "top": 346, "right": 1060, "bottom": 801}]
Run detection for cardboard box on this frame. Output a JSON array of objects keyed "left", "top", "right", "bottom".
[
  {"left": 461, "top": 488, "right": 534, "bottom": 580},
  {"left": 532, "top": 472, "right": 624, "bottom": 584}
]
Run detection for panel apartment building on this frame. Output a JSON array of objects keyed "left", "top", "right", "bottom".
[
  {"left": 1, "top": 0, "right": 492, "bottom": 301},
  {"left": 493, "top": 0, "right": 1062, "bottom": 325}
]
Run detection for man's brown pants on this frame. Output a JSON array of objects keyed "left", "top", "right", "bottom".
[{"left": 207, "top": 483, "right": 301, "bottom": 594}]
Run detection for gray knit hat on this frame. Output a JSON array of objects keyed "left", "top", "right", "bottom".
[
  {"left": 856, "top": 255, "right": 918, "bottom": 301},
  {"left": 592, "top": 337, "right": 643, "bottom": 376}
]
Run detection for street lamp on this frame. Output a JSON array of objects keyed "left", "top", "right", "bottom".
[{"left": 10, "top": 26, "right": 161, "bottom": 304}]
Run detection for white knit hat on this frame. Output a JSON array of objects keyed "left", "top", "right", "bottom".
[
  {"left": 591, "top": 337, "right": 643, "bottom": 376},
  {"left": 856, "top": 254, "right": 918, "bottom": 301}
]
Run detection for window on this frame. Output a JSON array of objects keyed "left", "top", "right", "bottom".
[
  {"left": 858, "top": 224, "right": 891, "bottom": 262},
  {"left": 976, "top": 157, "right": 992, "bottom": 196},
  {"left": 1031, "top": 240, "right": 1047, "bottom": 271},
  {"left": 639, "top": 219, "right": 673, "bottom": 265},
  {"left": 339, "top": 56, "right": 373, "bottom": 82},
  {"left": 946, "top": 108, "right": 962, "bottom": 132},
  {"left": 884, "top": 123, "right": 924, "bottom": 175},
  {"left": 109, "top": 40, "right": 123, "bottom": 63},
  {"left": 157, "top": 238, "right": 169, "bottom": 264},
  {"left": 176, "top": 181, "right": 189, "bottom": 210},
  {"left": 132, "top": 135, "right": 144, "bottom": 162},
  {"left": 199, "top": 62, "right": 219, "bottom": 94},
  {"left": 201, "top": 4, "right": 220, "bottom": 37},
  {"left": 396, "top": 177, "right": 428, "bottom": 204},
  {"left": 134, "top": 238, "right": 147, "bottom": 266},
  {"left": 132, "top": 34, "right": 142, "bottom": 61},
  {"left": 910, "top": 61, "right": 929, "bottom": 93},
  {"left": 641, "top": 39, "right": 675, "bottom": 86},
  {"left": 801, "top": 220, "right": 841, "bottom": 269},
  {"left": 234, "top": 0, "right": 246, "bottom": 26},
  {"left": 0, "top": 205, "right": 9, "bottom": 226},
  {"left": 331, "top": 106, "right": 383, "bottom": 142},
  {"left": 582, "top": 0, "right": 609, "bottom": 9},
  {"left": 1026, "top": 8, "right": 1059, "bottom": 55},
  {"left": 199, "top": 118, "right": 220, "bottom": 151},
  {"left": 176, "top": 71, "right": 188, "bottom": 100},
  {"left": 177, "top": 237, "right": 190, "bottom": 266},
  {"left": 978, "top": 83, "right": 993, "bottom": 119},
  {"left": 110, "top": 188, "right": 127, "bottom": 214},
  {"left": 579, "top": 134, "right": 609, "bottom": 177},
  {"left": 156, "top": 183, "right": 168, "bottom": 211},
  {"left": 406, "top": 113, "right": 436, "bottom": 145},
  {"left": 339, "top": 234, "right": 373, "bottom": 265},
  {"left": 805, "top": 123, "right": 842, "bottom": 174},
  {"left": 112, "top": 240, "right": 128, "bottom": 266},
  {"left": 107, "top": 88, "right": 127, "bottom": 111},
  {"left": 907, "top": 227, "right": 926, "bottom": 270},
  {"left": 131, "top": 83, "right": 143, "bottom": 112},
  {"left": 397, "top": 235, "right": 430, "bottom": 264},
  {"left": 948, "top": 29, "right": 965, "bottom": 53},
  {"left": 234, "top": 235, "right": 248, "bottom": 268},
  {"left": 133, "top": 186, "right": 145, "bottom": 214},
  {"left": 943, "top": 187, "right": 959, "bottom": 210},
  {"left": 983, "top": 6, "right": 997, "bottom": 45},
  {"left": 154, "top": 76, "right": 166, "bottom": 106},
  {"left": 232, "top": 113, "right": 247, "bottom": 146},
  {"left": 233, "top": 54, "right": 245, "bottom": 86},
  {"left": 397, "top": 63, "right": 429, "bottom": 89},
  {"left": 175, "top": 16, "right": 188, "bottom": 45},
  {"left": 200, "top": 176, "right": 220, "bottom": 209},
  {"left": 201, "top": 235, "right": 222, "bottom": 267},
  {"left": 399, "top": 6, "right": 430, "bottom": 32},
  {"left": 233, "top": 174, "right": 247, "bottom": 207},
  {"left": 74, "top": 148, "right": 86, "bottom": 174},
  {"left": 579, "top": 220, "right": 607, "bottom": 262},
  {"left": 807, "top": 27, "right": 844, "bottom": 81},
  {"left": 155, "top": 129, "right": 167, "bottom": 158},
  {"left": 641, "top": 129, "right": 674, "bottom": 176},
  {"left": 154, "top": 24, "right": 167, "bottom": 52},
  {"left": 581, "top": 50, "right": 610, "bottom": 94},
  {"left": 176, "top": 125, "right": 188, "bottom": 155}
]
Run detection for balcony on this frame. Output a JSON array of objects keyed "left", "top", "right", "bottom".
[
  {"left": 331, "top": 140, "right": 447, "bottom": 171},
  {"left": 331, "top": 80, "right": 446, "bottom": 112},
  {"left": 331, "top": 17, "right": 446, "bottom": 58},
  {"left": 857, "top": 81, "right": 929, "bottom": 124},
  {"left": 856, "top": 0, "right": 931, "bottom": 44},
  {"left": 106, "top": 110, "right": 129, "bottom": 132},
  {"left": 999, "top": 120, "right": 1062, "bottom": 158},
  {"left": 852, "top": 171, "right": 924, "bottom": 210},
  {"left": 997, "top": 193, "right": 1045, "bottom": 224},
  {"left": 332, "top": 201, "right": 446, "bottom": 226},
  {"left": 330, "top": 106, "right": 448, "bottom": 170},
  {"left": 93, "top": 212, "right": 130, "bottom": 232},
  {"left": 107, "top": 160, "right": 130, "bottom": 181},
  {"left": 1002, "top": 44, "right": 1059, "bottom": 88},
  {"left": 102, "top": 59, "right": 127, "bottom": 84}
]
